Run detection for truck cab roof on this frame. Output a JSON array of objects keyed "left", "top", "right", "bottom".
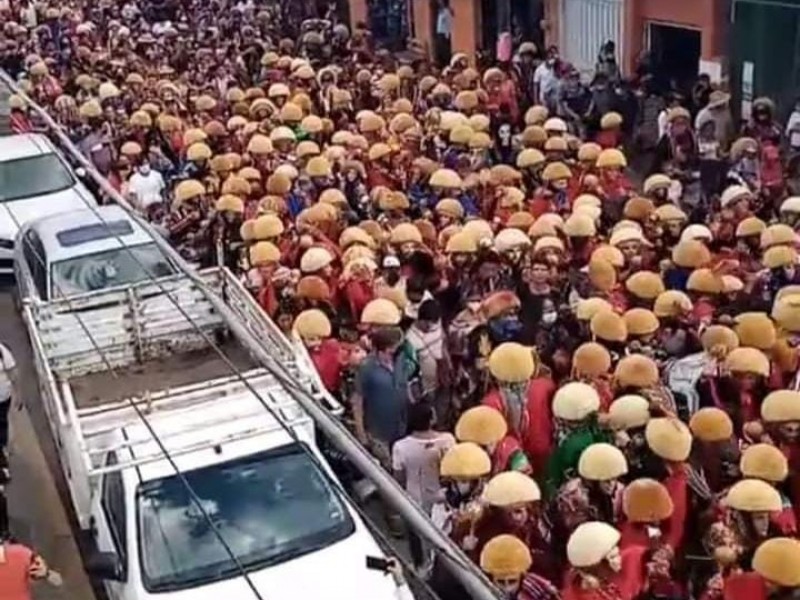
[
  {"left": 0, "top": 132, "right": 58, "bottom": 160},
  {"left": 28, "top": 204, "right": 155, "bottom": 264}
]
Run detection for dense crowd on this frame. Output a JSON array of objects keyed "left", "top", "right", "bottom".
[{"left": 5, "top": 1, "right": 800, "bottom": 599}]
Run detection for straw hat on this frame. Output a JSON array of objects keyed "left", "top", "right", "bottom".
[
  {"left": 622, "top": 478, "right": 674, "bottom": 523},
  {"left": 724, "top": 479, "right": 782, "bottom": 513},
  {"left": 740, "top": 444, "right": 789, "bottom": 482},
  {"left": 578, "top": 443, "right": 628, "bottom": 481},
  {"left": 455, "top": 406, "right": 508, "bottom": 446},
  {"left": 480, "top": 535, "right": 532, "bottom": 578},
  {"left": 489, "top": 343, "right": 535, "bottom": 383},
  {"left": 753, "top": 538, "right": 800, "bottom": 588},
  {"left": 645, "top": 418, "right": 692, "bottom": 462},
  {"left": 482, "top": 472, "right": 541, "bottom": 507},
  {"left": 440, "top": 443, "right": 491, "bottom": 479},
  {"left": 608, "top": 395, "right": 651, "bottom": 430},
  {"left": 689, "top": 407, "right": 734, "bottom": 442},
  {"left": 553, "top": 382, "right": 600, "bottom": 421}
]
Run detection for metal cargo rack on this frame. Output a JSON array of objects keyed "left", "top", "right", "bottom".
[{"left": 67, "top": 368, "right": 312, "bottom": 478}]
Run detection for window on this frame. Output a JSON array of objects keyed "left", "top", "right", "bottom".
[
  {"left": 136, "top": 444, "right": 355, "bottom": 592},
  {"left": 56, "top": 221, "right": 135, "bottom": 247},
  {"left": 0, "top": 154, "right": 75, "bottom": 202},
  {"left": 50, "top": 243, "right": 176, "bottom": 298},
  {"left": 102, "top": 453, "right": 127, "bottom": 562},
  {"left": 23, "top": 231, "right": 47, "bottom": 299}
]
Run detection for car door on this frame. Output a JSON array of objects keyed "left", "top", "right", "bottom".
[{"left": 89, "top": 452, "right": 128, "bottom": 600}]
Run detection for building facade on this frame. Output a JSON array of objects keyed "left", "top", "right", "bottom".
[{"left": 349, "top": 0, "right": 728, "bottom": 90}]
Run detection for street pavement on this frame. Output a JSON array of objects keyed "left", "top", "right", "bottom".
[{"left": 1, "top": 291, "right": 96, "bottom": 600}]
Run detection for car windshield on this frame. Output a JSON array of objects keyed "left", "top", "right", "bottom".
[
  {"left": 50, "top": 242, "right": 175, "bottom": 298},
  {"left": 137, "top": 445, "right": 354, "bottom": 592},
  {"left": 0, "top": 154, "right": 74, "bottom": 202}
]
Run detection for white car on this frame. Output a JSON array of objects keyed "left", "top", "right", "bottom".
[
  {"left": 0, "top": 133, "right": 97, "bottom": 274},
  {"left": 14, "top": 205, "right": 177, "bottom": 302},
  {"left": 84, "top": 399, "right": 401, "bottom": 600}
]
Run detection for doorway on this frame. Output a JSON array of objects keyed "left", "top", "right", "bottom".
[
  {"left": 480, "top": 0, "right": 544, "bottom": 62},
  {"left": 647, "top": 22, "right": 702, "bottom": 96},
  {"left": 369, "top": 0, "right": 411, "bottom": 51}
]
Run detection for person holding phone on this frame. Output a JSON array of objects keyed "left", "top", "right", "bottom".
[
  {"left": 392, "top": 403, "right": 455, "bottom": 570},
  {"left": 365, "top": 556, "right": 414, "bottom": 600}
]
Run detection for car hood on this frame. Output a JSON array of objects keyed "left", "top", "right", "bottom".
[
  {"left": 0, "top": 187, "right": 94, "bottom": 241},
  {"left": 139, "top": 526, "right": 402, "bottom": 600}
]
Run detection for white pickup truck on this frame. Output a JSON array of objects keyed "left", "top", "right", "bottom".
[{"left": 20, "top": 266, "right": 402, "bottom": 600}]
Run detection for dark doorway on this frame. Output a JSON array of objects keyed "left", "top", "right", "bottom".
[
  {"left": 480, "top": 0, "right": 544, "bottom": 61},
  {"left": 368, "top": 0, "right": 410, "bottom": 51},
  {"left": 648, "top": 23, "right": 702, "bottom": 96}
]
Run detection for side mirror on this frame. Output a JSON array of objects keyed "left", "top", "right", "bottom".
[
  {"left": 75, "top": 167, "right": 87, "bottom": 179},
  {"left": 84, "top": 551, "right": 124, "bottom": 582}
]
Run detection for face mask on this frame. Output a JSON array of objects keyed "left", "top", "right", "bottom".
[
  {"left": 542, "top": 311, "right": 557, "bottom": 326},
  {"left": 139, "top": 165, "right": 151, "bottom": 175},
  {"left": 455, "top": 481, "right": 473, "bottom": 495},
  {"left": 385, "top": 270, "right": 400, "bottom": 286},
  {"left": 489, "top": 316, "right": 522, "bottom": 342}
]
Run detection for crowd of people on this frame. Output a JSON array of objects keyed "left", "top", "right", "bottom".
[{"left": 6, "top": 1, "right": 800, "bottom": 600}]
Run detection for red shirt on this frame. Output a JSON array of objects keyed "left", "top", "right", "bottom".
[
  {"left": 309, "top": 339, "right": 343, "bottom": 393},
  {"left": 562, "top": 546, "right": 647, "bottom": 600},
  {"left": 596, "top": 130, "right": 621, "bottom": 150},
  {"left": 483, "top": 377, "right": 556, "bottom": 475},
  {"left": 341, "top": 279, "right": 374, "bottom": 320},
  {"left": 662, "top": 463, "right": 689, "bottom": 552},
  {"left": 0, "top": 543, "right": 35, "bottom": 600},
  {"left": 723, "top": 572, "right": 767, "bottom": 600}
]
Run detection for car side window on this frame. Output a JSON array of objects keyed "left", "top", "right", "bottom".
[
  {"left": 101, "top": 453, "right": 127, "bottom": 562},
  {"left": 23, "top": 231, "right": 47, "bottom": 298}
]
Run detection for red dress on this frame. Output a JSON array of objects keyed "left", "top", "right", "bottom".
[
  {"left": 341, "top": 279, "right": 375, "bottom": 322},
  {"left": 662, "top": 463, "right": 689, "bottom": 552},
  {"left": 309, "top": 339, "right": 343, "bottom": 393},
  {"left": 723, "top": 572, "right": 767, "bottom": 600},
  {"left": 562, "top": 546, "right": 647, "bottom": 600},
  {"left": 483, "top": 377, "right": 556, "bottom": 475}
]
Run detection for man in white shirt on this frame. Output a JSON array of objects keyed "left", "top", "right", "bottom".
[
  {"left": 434, "top": 1, "right": 453, "bottom": 67},
  {"left": 405, "top": 299, "right": 446, "bottom": 403},
  {"left": 127, "top": 161, "right": 166, "bottom": 213},
  {"left": 391, "top": 403, "right": 454, "bottom": 571},
  {"left": 534, "top": 46, "right": 560, "bottom": 109}
]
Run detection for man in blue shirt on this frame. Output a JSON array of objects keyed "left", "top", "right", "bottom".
[{"left": 353, "top": 327, "right": 412, "bottom": 468}]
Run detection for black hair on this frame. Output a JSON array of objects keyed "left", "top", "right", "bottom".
[
  {"left": 371, "top": 325, "right": 403, "bottom": 351},
  {"left": 406, "top": 275, "right": 427, "bottom": 296},
  {"left": 417, "top": 299, "right": 442, "bottom": 323},
  {"left": 408, "top": 403, "right": 434, "bottom": 433}
]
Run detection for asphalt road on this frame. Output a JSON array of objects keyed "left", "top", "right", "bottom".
[{"left": 2, "top": 290, "right": 96, "bottom": 600}]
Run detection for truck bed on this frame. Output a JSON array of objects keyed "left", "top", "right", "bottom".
[{"left": 67, "top": 338, "right": 257, "bottom": 408}]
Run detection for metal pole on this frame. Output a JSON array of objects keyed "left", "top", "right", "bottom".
[{"left": 0, "top": 71, "right": 502, "bottom": 600}]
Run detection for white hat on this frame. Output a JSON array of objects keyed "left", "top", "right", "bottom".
[
  {"left": 680, "top": 224, "right": 713, "bottom": 243},
  {"left": 780, "top": 197, "right": 800, "bottom": 214},
  {"left": 567, "top": 522, "right": 621, "bottom": 568},
  {"left": 382, "top": 255, "right": 401, "bottom": 268},
  {"left": 553, "top": 382, "right": 601, "bottom": 421},
  {"left": 720, "top": 185, "right": 753, "bottom": 209}
]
